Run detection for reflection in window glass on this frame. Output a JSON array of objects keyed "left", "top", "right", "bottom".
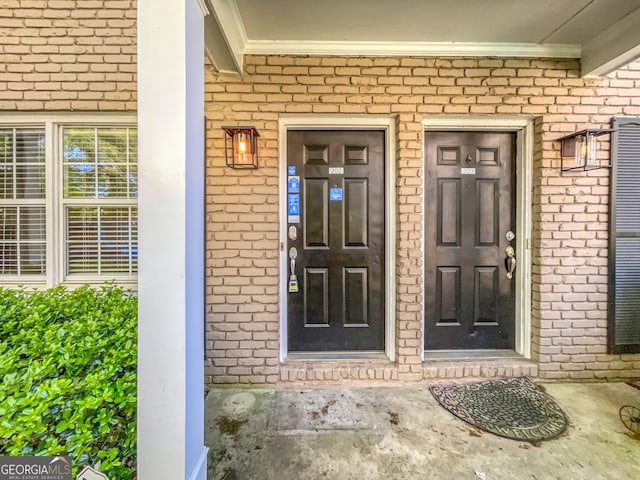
[
  {"left": 0, "top": 128, "right": 45, "bottom": 200},
  {"left": 63, "top": 127, "right": 137, "bottom": 199}
]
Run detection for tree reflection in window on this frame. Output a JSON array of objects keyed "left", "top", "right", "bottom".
[
  {"left": 63, "top": 127, "right": 137, "bottom": 199},
  {"left": 63, "top": 127, "right": 137, "bottom": 276}
]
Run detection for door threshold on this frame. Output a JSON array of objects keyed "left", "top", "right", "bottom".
[
  {"left": 423, "top": 349, "right": 522, "bottom": 361},
  {"left": 287, "top": 351, "right": 388, "bottom": 361}
]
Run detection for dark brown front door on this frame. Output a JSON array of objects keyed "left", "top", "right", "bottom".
[
  {"left": 287, "top": 130, "right": 385, "bottom": 352},
  {"left": 424, "top": 131, "right": 516, "bottom": 350}
]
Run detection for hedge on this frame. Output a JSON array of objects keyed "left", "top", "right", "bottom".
[{"left": 0, "top": 285, "right": 137, "bottom": 479}]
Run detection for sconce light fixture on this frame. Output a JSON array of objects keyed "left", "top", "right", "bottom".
[
  {"left": 559, "top": 128, "right": 613, "bottom": 173},
  {"left": 222, "top": 126, "right": 259, "bottom": 169}
]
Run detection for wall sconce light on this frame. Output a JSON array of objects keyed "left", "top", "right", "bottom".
[
  {"left": 560, "top": 128, "right": 613, "bottom": 173},
  {"left": 222, "top": 126, "right": 259, "bottom": 169}
]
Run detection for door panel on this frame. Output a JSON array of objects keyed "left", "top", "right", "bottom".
[
  {"left": 438, "top": 179, "right": 461, "bottom": 246},
  {"left": 304, "top": 178, "right": 329, "bottom": 248},
  {"left": 475, "top": 267, "right": 498, "bottom": 324},
  {"left": 425, "top": 131, "right": 516, "bottom": 350},
  {"left": 476, "top": 179, "right": 499, "bottom": 246},
  {"left": 288, "top": 130, "right": 385, "bottom": 352},
  {"left": 437, "top": 266, "right": 461, "bottom": 324},
  {"left": 304, "top": 268, "right": 329, "bottom": 326},
  {"left": 344, "top": 267, "right": 368, "bottom": 327},
  {"left": 344, "top": 178, "right": 368, "bottom": 247}
]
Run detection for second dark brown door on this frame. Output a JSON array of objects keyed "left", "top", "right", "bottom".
[
  {"left": 287, "top": 130, "right": 385, "bottom": 352},
  {"left": 424, "top": 131, "right": 516, "bottom": 350}
]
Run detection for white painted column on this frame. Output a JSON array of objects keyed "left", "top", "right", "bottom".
[{"left": 137, "top": 1, "right": 207, "bottom": 479}]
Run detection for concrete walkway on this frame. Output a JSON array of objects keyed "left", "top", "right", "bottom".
[{"left": 205, "top": 382, "right": 640, "bottom": 480}]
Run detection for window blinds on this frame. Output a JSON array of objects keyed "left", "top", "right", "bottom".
[
  {"left": 62, "top": 127, "right": 138, "bottom": 276},
  {"left": 0, "top": 128, "right": 46, "bottom": 275}
]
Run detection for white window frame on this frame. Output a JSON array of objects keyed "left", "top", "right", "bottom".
[
  {"left": 0, "top": 124, "right": 47, "bottom": 281},
  {"left": 0, "top": 113, "right": 137, "bottom": 289}
]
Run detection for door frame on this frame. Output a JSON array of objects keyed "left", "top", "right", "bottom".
[
  {"left": 422, "top": 117, "right": 534, "bottom": 359},
  {"left": 278, "top": 115, "right": 396, "bottom": 362}
]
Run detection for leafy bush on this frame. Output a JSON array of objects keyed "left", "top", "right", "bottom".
[{"left": 0, "top": 285, "right": 137, "bottom": 479}]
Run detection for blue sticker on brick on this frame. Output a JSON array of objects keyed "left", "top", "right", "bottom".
[{"left": 330, "top": 188, "right": 343, "bottom": 201}]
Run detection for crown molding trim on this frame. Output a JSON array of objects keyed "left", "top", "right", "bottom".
[{"left": 243, "top": 40, "right": 581, "bottom": 58}]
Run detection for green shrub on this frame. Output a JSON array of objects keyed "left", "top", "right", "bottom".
[{"left": 0, "top": 285, "right": 137, "bottom": 479}]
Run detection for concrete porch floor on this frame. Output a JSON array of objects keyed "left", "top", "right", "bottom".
[{"left": 205, "top": 382, "right": 640, "bottom": 480}]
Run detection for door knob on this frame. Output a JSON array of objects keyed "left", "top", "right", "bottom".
[{"left": 505, "top": 246, "right": 516, "bottom": 280}]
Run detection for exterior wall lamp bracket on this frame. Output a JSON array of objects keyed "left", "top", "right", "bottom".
[
  {"left": 222, "top": 126, "right": 259, "bottom": 169},
  {"left": 559, "top": 128, "right": 614, "bottom": 173}
]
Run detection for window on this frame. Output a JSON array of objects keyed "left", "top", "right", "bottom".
[
  {"left": 63, "top": 127, "right": 138, "bottom": 277},
  {"left": 0, "top": 127, "right": 46, "bottom": 276},
  {"left": 0, "top": 115, "right": 137, "bottom": 287}
]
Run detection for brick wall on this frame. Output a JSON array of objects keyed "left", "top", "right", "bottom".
[
  {"left": 2, "top": 2, "right": 637, "bottom": 386},
  {"left": 0, "top": 0, "right": 136, "bottom": 111},
  {"left": 205, "top": 55, "right": 640, "bottom": 384}
]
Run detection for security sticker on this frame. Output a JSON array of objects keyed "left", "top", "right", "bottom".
[
  {"left": 330, "top": 188, "right": 343, "bottom": 201},
  {"left": 288, "top": 176, "right": 300, "bottom": 193},
  {"left": 288, "top": 194, "right": 300, "bottom": 223}
]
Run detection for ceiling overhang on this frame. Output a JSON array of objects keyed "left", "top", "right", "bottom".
[
  {"left": 205, "top": 0, "right": 640, "bottom": 77},
  {"left": 581, "top": 6, "right": 640, "bottom": 76}
]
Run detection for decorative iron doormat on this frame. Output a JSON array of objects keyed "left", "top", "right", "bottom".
[{"left": 429, "top": 376, "right": 568, "bottom": 441}]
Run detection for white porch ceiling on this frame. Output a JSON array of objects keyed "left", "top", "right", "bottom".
[{"left": 205, "top": 0, "right": 640, "bottom": 77}]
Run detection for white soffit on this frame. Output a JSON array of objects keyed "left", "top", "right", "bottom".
[
  {"left": 581, "top": 6, "right": 640, "bottom": 76},
  {"left": 237, "top": 0, "right": 592, "bottom": 43},
  {"left": 209, "top": 0, "right": 640, "bottom": 75}
]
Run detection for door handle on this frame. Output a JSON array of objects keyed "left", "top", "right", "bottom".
[
  {"left": 289, "top": 247, "right": 297, "bottom": 275},
  {"left": 288, "top": 247, "right": 299, "bottom": 293},
  {"left": 505, "top": 246, "right": 516, "bottom": 280}
]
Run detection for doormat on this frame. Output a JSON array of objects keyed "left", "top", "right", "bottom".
[{"left": 429, "top": 376, "right": 567, "bottom": 441}]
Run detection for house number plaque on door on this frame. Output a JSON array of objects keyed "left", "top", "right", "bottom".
[
  {"left": 328, "top": 167, "right": 344, "bottom": 174},
  {"left": 461, "top": 167, "right": 476, "bottom": 175}
]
